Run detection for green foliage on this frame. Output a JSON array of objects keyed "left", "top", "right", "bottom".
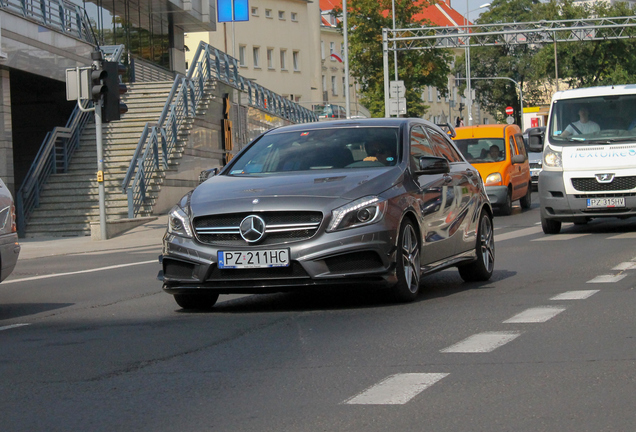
[
  {"left": 459, "top": 0, "right": 636, "bottom": 124},
  {"left": 333, "top": 0, "right": 451, "bottom": 117}
]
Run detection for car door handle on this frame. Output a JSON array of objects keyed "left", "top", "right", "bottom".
[
  {"left": 443, "top": 174, "right": 453, "bottom": 184},
  {"left": 465, "top": 171, "right": 475, "bottom": 177}
]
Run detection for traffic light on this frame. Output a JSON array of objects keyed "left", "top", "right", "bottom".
[
  {"left": 459, "top": 102, "right": 465, "bottom": 113},
  {"left": 102, "top": 61, "right": 128, "bottom": 122},
  {"left": 91, "top": 63, "right": 108, "bottom": 102}
]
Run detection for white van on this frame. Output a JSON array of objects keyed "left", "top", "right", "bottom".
[{"left": 534, "top": 84, "right": 636, "bottom": 234}]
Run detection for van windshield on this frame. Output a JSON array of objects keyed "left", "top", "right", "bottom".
[
  {"left": 453, "top": 139, "right": 506, "bottom": 163},
  {"left": 549, "top": 94, "right": 636, "bottom": 144}
]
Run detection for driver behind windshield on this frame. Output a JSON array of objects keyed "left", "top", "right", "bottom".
[
  {"left": 363, "top": 140, "right": 397, "bottom": 166},
  {"left": 561, "top": 106, "right": 600, "bottom": 137}
]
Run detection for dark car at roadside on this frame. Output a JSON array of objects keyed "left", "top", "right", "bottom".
[
  {"left": 0, "top": 178, "right": 20, "bottom": 283},
  {"left": 159, "top": 118, "right": 495, "bottom": 309}
]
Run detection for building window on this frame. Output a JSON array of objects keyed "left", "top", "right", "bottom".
[
  {"left": 342, "top": 77, "right": 346, "bottom": 96},
  {"left": 280, "top": 49, "right": 287, "bottom": 70},
  {"left": 322, "top": 75, "right": 326, "bottom": 93},
  {"left": 331, "top": 76, "right": 337, "bottom": 95},
  {"left": 239, "top": 45, "right": 246, "bottom": 67},
  {"left": 340, "top": 42, "right": 344, "bottom": 57},
  {"left": 278, "top": 10, "right": 285, "bottom": 20},
  {"left": 329, "top": 42, "right": 335, "bottom": 60},
  {"left": 291, "top": 12, "right": 298, "bottom": 21},
  {"left": 265, "top": 9, "right": 272, "bottom": 18},
  {"left": 251, "top": 7, "right": 258, "bottom": 16},
  {"left": 293, "top": 51, "right": 300, "bottom": 71},
  {"left": 253, "top": 46, "right": 260, "bottom": 68},
  {"left": 428, "top": 86, "right": 433, "bottom": 102},
  {"left": 267, "top": 49, "right": 274, "bottom": 69}
]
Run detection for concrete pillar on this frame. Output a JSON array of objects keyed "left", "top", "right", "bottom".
[{"left": 0, "top": 69, "right": 13, "bottom": 194}]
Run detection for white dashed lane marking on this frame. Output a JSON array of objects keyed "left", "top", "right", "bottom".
[
  {"left": 344, "top": 373, "right": 449, "bottom": 405},
  {"left": 531, "top": 234, "right": 590, "bottom": 241},
  {"left": 503, "top": 306, "right": 566, "bottom": 323},
  {"left": 608, "top": 232, "right": 636, "bottom": 239},
  {"left": 551, "top": 290, "right": 599, "bottom": 300},
  {"left": 440, "top": 332, "right": 521, "bottom": 353},
  {"left": 0, "top": 324, "right": 30, "bottom": 332},
  {"left": 587, "top": 274, "right": 627, "bottom": 283},
  {"left": 612, "top": 262, "right": 636, "bottom": 271}
]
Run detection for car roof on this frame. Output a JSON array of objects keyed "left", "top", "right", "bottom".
[
  {"left": 453, "top": 124, "right": 521, "bottom": 139},
  {"left": 265, "top": 117, "right": 434, "bottom": 134}
]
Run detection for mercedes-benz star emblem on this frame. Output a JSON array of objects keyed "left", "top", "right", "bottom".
[{"left": 239, "top": 215, "right": 266, "bottom": 243}]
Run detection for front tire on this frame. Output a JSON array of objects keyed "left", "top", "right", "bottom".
[
  {"left": 174, "top": 293, "right": 220, "bottom": 310},
  {"left": 391, "top": 220, "right": 421, "bottom": 303},
  {"left": 458, "top": 210, "right": 495, "bottom": 282},
  {"left": 541, "top": 215, "right": 562, "bottom": 234},
  {"left": 499, "top": 187, "right": 513, "bottom": 215},
  {"left": 520, "top": 185, "right": 532, "bottom": 209}
]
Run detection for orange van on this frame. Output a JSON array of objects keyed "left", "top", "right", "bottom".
[{"left": 452, "top": 124, "right": 531, "bottom": 215}]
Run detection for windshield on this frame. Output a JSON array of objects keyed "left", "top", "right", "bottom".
[
  {"left": 452, "top": 138, "right": 506, "bottom": 163},
  {"left": 227, "top": 127, "right": 401, "bottom": 175},
  {"left": 549, "top": 94, "right": 636, "bottom": 144}
]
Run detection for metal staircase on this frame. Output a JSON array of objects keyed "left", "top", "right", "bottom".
[{"left": 22, "top": 81, "right": 176, "bottom": 237}]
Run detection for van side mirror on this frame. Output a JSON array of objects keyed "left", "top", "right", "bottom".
[
  {"left": 199, "top": 168, "right": 219, "bottom": 184},
  {"left": 416, "top": 156, "right": 450, "bottom": 175},
  {"left": 511, "top": 154, "right": 526, "bottom": 164},
  {"left": 527, "top": 131, "right": 544, "bottom": 152}
]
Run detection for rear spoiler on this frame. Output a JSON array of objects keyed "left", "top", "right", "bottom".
[{"left": 436, "top": 123, "right": 456, "bottom": 138}]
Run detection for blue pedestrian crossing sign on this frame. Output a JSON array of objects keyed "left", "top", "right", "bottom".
[{"left": 218, "top": 0, "right": 249, "bottom": 22}]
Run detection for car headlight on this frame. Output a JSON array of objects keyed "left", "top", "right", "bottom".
[
  {"left": 485, "top": 173, "right": 502, "bottom": 186},
  {"left": 168, "top": 205, "right": 193, "bottom": 238},
  {"left": 327, "top": 196, "right": 387, "bottom": 232},
  {"left": 544, "top": 146, "right": 562, "bottom": 169}
]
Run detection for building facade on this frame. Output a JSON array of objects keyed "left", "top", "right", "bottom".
[{"left": 0, "top": 0, "right": 214, "bottom": 195}]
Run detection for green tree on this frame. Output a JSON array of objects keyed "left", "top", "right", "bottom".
[
  {"left": 455, "top": 0, "right": 543, "bottom": 125},
  {"left": 333, "top": 0, "right": 452, "bottom": 117},
  {"left": 533, "top": 0, "right": 636, "bottom": 88}
]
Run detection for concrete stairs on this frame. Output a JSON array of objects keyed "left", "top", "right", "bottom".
[{"left": 24, "top": 81, "right": 182, "bottom": 237}]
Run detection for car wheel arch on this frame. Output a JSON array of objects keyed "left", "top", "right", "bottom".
[{"left": 396, "top": 210, "right": 421, "bottom": 248}]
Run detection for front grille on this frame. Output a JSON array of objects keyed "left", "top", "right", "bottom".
[
  {"left": 529, "top": 163, "right": 541, "bottom": 169},
  {"left": 206, "top": 262, "right": 310, "bottom": 281},
  {"left": 571, "top": 176, "right": 636, "bottom": 192},
  {"left": 574, "top": 193, "right": 636, "bottom": 199},
  {"left": 193, "top": 211, "right": 323, "bottom": 246}
]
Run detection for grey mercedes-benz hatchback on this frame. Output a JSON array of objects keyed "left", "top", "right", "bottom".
[{"left": 159, "top": 118, "right": 494, "bottom": 309}]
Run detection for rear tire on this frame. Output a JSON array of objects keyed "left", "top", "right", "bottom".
[
  {"left": 520, "top": 185, "right": 532, "bottom": 209},
  {"left": 541, "top": 215, "right": 562, "bottom": 234},
  {"left": 391, "top": 220, "right": 421, "bottom": 303},
  {"left": 499, "top": 187, "right": 513, "bottom": 215},
  {"left": 174, "top": 293, "right": 220, "bottom": 310},
  {"left": 458, "top": 211, "right": 495, "bottom": 282}
]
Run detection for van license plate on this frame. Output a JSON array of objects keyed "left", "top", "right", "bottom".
[
  {"left": 586, "top": 197, "right": 625, "bottom": 208},
  {"left": 218, "top": 249, "right": 290, "bottom": 269}
]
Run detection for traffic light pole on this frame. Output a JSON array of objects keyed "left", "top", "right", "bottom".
[{"left": 94, "top": 97, "right": 107, "bottom": 241}]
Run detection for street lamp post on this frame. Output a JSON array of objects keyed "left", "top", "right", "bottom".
[
  {"left": 457, "top": 76, "right": 524, "bottom": 130},
  {"left": 465, "top": 2, "right": 490, "bottom": 126}
]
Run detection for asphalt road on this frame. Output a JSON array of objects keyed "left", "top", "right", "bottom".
[{"left": 1, "top": 194, "right": 635, "bottom": 431}]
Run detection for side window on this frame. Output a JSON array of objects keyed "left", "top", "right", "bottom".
[
  {"left": 514, "top": 134, "right": 527, "bottom": 157},
  {"left": 509, "top": 136, "right": 518, "bottom": 157},
  {"left": 427, "top": 128, "right": 462, "bottom": 163},
  {"left": 410, "top": 126, "right": 436, "bottom": 172}
]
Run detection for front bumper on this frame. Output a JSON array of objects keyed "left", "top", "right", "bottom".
[
  {"left": 0, "top": 233, "right": 20, "bottom": 283},
  {"left": 539, "top": 170, "right": 636, "bottom": 221},
  {"left": 484, "top": 186, "right": 508, "bottom": 206},
  {"left": 160, "top": 222, "right": 398, "bottom": 294}
]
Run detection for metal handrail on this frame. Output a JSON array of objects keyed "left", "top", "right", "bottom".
[
  {"left": 15, "top": 45, "right": 125, "bottom": 236},
  {"left": 122, "top": 41, "right": 318, "bottom": 219},
  {"left": 1, "top": 0, "right": 97, "bottom": 45}
]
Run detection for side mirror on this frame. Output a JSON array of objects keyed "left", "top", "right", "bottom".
[
  {"left": 511, "top": 154, "right": 526, "bottom": 164},
  {"left": 199, "top": 168, "right": 219, "bottom": 184},
  {"left": 527, "top": 131, "right": 544, "bottom": 152},
  {"left": 416, "top": 156, "right": 450, "bottom": 175}
]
